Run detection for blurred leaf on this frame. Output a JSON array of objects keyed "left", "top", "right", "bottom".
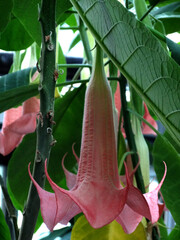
[
  {"left": 0, "top": 17, "right": 33, "bottom": 51},
  {"left": 56, "top": 0, "right": 72, "bottom": 25},
  {"left": 71, "top": 215, "right": 146, "bottom": 240},
  {"left": 69, "top": 33, "right": 81, "bottom": 51},
  {"left": 0, "top": 0, "right": 13, "bottom": 33},
  {"left": 13, "top": 0, "right": 41, "bottom": 45},
  {"left": 7, "top": 84, "right": 86, "bottom": 211},
  {"left": 152, "top": 2, "right": 180, "bottom": 34},
  {"left": 0, "top": 84, "right": 39, "bottom": 113},
  {"left": 0, "top": 67, "right": 36, "bottom": 93},
  {"left": 39, "top": 226, "right": 72, "bottom": 240},
  {"left": 71, "top": 0, "right": 180, "bottom": 148},
  {"left": 158, "top": 218, "right": 168, "bottom": 240},
  {"left": 153, "top": 134, "right": 180, "bottom": 225},
  {"left": 0, "top": 209, "right": 11, "bottom": 240},
  {"left": 166, "top": 38, "right": 180, "bottom": 65},
  {"left": 168, "top": 227, "right": 180, "bottom": 240}
]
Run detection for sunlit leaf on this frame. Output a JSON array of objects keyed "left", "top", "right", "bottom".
[{"left": 71, "top": 215, "right": 146, "bottom": 240}]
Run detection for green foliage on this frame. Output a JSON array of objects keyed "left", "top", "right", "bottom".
[
  {"left": 0, "top": 17, "right": 34, "bottom": 51},
  {"left": 0, "top": 0, "right": 13, "bottom": 33},
  {"left": 0, "top": 84, "right": 38, "bottom": 113},
  {"left": 71, "top": 0, "right": 180, "bottom": 147},
  {"left": 71, "top": 215, "right": 146, "bottom": 240},
  {"left": 152, "top": 2, "right": 180, "bottom": 34},
  {"left": 7, "top": 84, "right": 85, "bottom": 210},
  {"left": 168, "top": 227, "right": 180, "bottom": 240},
  {"left": 0, "top": 68, "right": 36, "bottom": 93},
  {"left": 153, "top": 135, "right": 180, "bottom": 226},
  {"left": 0, "top": 209, "right": 11, "bottom": 240}
]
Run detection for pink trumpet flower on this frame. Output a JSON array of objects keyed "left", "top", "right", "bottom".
[
  {"left": 0, "top": 97, "right": 39, "bottom": 156},
  {"left": 29, "top": 46, "right": 152, "bottom": 231}
]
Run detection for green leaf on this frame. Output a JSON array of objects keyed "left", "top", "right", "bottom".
[
  {"left": 12, "top": 0, "right": 72, "bottom": 45},
  {"left": 7, "top": 84, "right": 86, "bottom": 210},
  {"left": 70, "top": 0, "right": 180, "bottom": 147},
  {"left": 71, "top": 215, "right": 146, "bottom": 240},
  {"left": 152, "top": 2, "right": 180, "bottom": 34},
  {"left": 39, "top": 227, "right": 72, "bottom": 240},
  {"left": 0, "top": 209, "right": 11, "bottom": 240},
  {"left": 168, "top": 226, "right": 180, "bottom": 240},
  {"left": 0, "top": 0, "right": 13, "bottom": 33},
  {"left": 0, "top": 17, "right": 34, "bottom": 51},
  {"left": 13, "top": 0, "right": 41, "bottom": 46},
  {"left": 158, "top": 218, "right": 168, "bottom": 240},
  {"left": 69, "top": 33, "right": 81, "bottom": 51},
  {"left": 56, "top": 0, "right": 72, "bottom": 25},
  {"left": 0, "top": 84, "right": 39, "bottom": 113},
  {"left": 0, "top": 67, "right": 36, "bottom": 93},
  {"left": 153, "top": 134, "right": 180, "bottom": 225},
  {"left": 166, "top": 38, "right": 180, "bottom": 66}
]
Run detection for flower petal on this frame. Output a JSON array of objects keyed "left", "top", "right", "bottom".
[
  {"left": 143, "top": 162, "right": 167, "bottom": 223},
  {"left": 28, "top": 163, "right": 81, "bottom": 231},
  {"left": 124, "top": 162, "right": 151, "bottom": 220},
  {"left": 45, "top": 160, "right": 127, "bottom": 229},
  {"left": 62, "top": 153, "right": 77, "bottom": 190},
  {"left": 116, "top": 204, "right": 143, "bottom": 234}
]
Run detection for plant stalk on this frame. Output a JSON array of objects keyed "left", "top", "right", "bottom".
[
  {"left": 119, "top": 75, "right": 145, "bottom": 193},
  {"left": 18, "top": 0, "right": 56, "bottom": 239}
]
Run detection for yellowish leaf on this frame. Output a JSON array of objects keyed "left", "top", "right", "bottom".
[{"left": 71, "top": 215, "right": 147, "bottom": 240}]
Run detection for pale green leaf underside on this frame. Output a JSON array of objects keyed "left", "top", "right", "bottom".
[{"left": 70, "top": 0, "right": 180, "bottom": 145}]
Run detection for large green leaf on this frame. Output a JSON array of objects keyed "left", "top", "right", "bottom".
[
  {"left": 0, "top": 0, "right": 13, "bottom": 33},
  {"left": 0, "top": 209, "right": 11, "bottom": 240},
  {"left": 0, "top": 17, "right": 33, "bottom": 51},
  {"left": 70, "top": 0, "right": 180, "bottom": 147},
  {"left": 7, "top": 84, "right": 85, "bottom": 211},
  {"left": 153, "top": 135, "right": 180, "bottom": 226},
  {"left": 71, "top": 215, "right": 146, "bottom": 240}
]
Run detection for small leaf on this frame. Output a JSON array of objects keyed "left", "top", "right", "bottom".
[
  {"left": 71, "top": 215, "right": 146, "bottom": 240},
  {"left": 69, "top": 34, "right": 81, "bottom": 51},
  {"left": 0, "top": 209, "right": 11, "bottom": 240},
  {"left": 153, "top": 134, "right": 180, "bottom": 225}
]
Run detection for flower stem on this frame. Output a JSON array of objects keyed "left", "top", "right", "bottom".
[
  {"left": 18, "top": 0, "right": 56, "bottom": 239},
  {"left": 119, "top": 75, "right": 145, "bottom": 193}
]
